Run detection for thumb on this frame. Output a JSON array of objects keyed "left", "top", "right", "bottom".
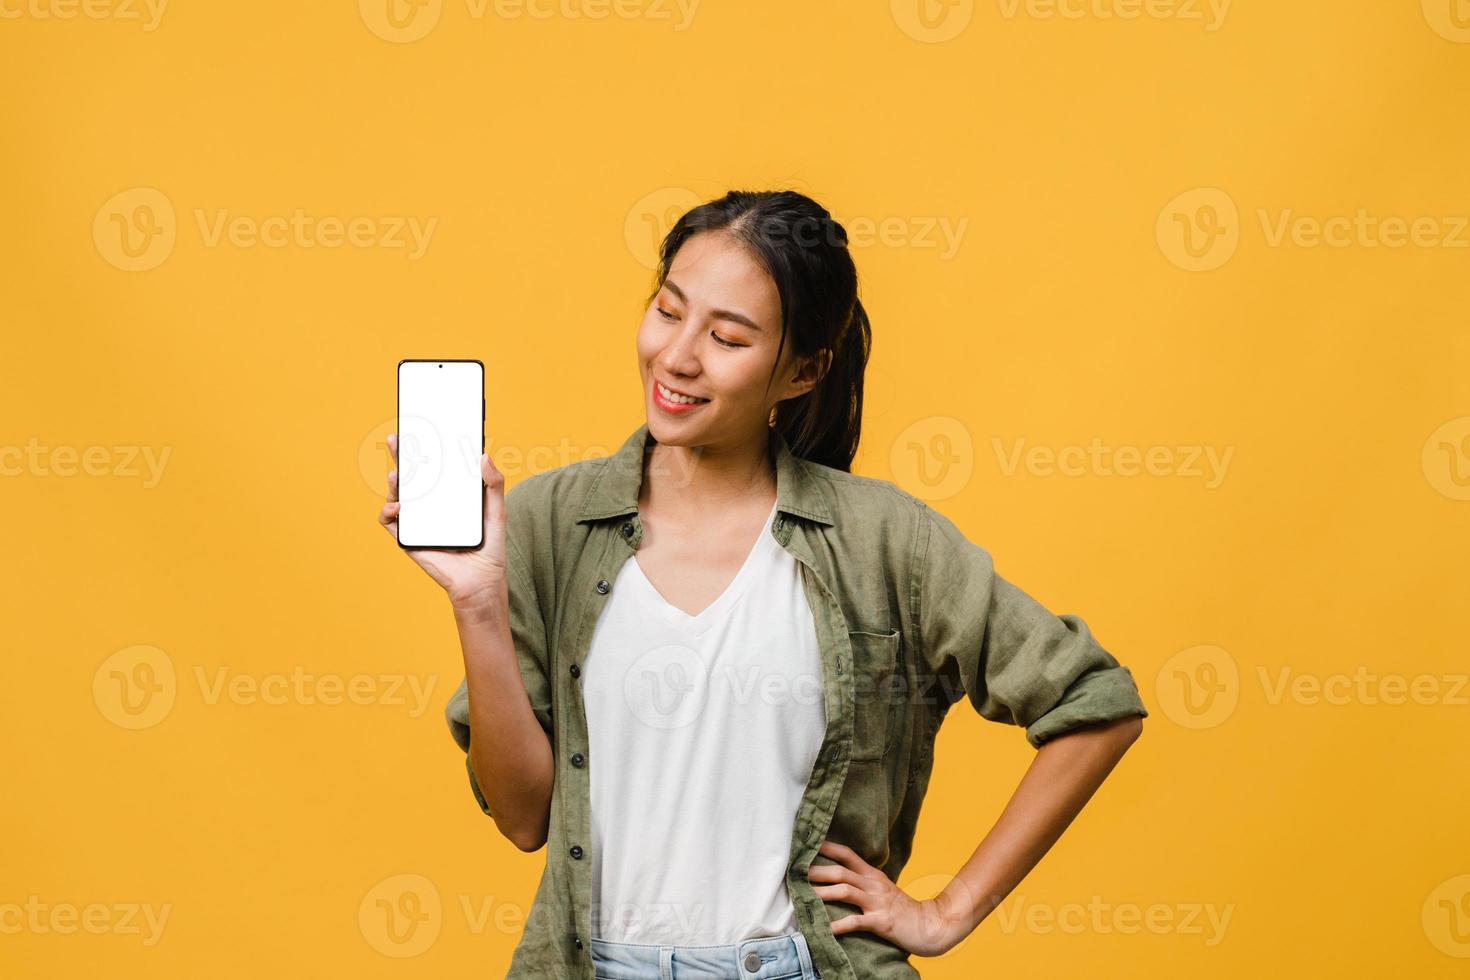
[{"left": 481, "top": 452, "right": 506, "bottom": 531}]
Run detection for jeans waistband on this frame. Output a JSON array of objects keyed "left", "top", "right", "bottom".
[{"left": 589, "top": 929, "right": 820, "bottom": 980}]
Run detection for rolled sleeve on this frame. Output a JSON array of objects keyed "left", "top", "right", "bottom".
[
  {"left": 444, "top": 483, "right": 554, "bottom": 815},
  {"left": 915, "top": 502, "right": 1148, "bottom": 748}
]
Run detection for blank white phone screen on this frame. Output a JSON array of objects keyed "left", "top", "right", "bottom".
[{"left": 397, "top": 360, "right": 484, "bottom": 548}]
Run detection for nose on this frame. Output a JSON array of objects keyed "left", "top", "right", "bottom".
[{"left": 655, "top": 319, "right": 703, "bottom": 379}]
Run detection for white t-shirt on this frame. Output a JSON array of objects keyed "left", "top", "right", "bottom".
[{"left": 584, "top": 499, "right": 827, "bottom": 945}]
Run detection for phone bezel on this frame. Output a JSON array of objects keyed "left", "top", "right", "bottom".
[{"left": 395, "top": 358, "right": 486, "bottom": 551}]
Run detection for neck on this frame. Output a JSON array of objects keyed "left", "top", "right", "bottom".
[{"left": 640, "top": 426, "right": 776, "bottom": 518}]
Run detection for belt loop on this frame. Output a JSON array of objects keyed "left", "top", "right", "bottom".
[
  {"left": 792, "top": 930, "right": 817, "bottom": 978},
  {"left": 659, "top": 944, "right": 674, "bottom": 980}
]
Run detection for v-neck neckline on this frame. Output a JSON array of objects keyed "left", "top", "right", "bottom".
[{"left": 627, "top": 500, "right": 779, "bottom": 636}]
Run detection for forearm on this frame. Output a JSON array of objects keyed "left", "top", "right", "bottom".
[
  {"left": 941, "top": 714, "right": 1143, "bottom": 934},
  {"left": 453, "top": 593, "right": 556, "bottom": 851}
]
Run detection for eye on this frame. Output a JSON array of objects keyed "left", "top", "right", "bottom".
[
  {"left": 711, "top": 332, "right": 746, "bottom": 349},
  {"left": 656, "top": 306, "right": 678, "bottom": 321}
]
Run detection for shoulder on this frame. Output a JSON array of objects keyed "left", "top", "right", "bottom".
[
  {"left": 797, "top": 458, "right": 946, "bottom": 561},
  {"left": 805, "top": 455, "right": 964, "bottom": 531},
  {"left": 801, "top": 457, "right": 991, "bottom": 567},
  {"left": 806, "top": 460, "right": 927, "bottom": 520}
]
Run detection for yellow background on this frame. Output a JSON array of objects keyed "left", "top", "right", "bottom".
[{"left": 4, "top": 0, "right": 1469, "bottom": 976}]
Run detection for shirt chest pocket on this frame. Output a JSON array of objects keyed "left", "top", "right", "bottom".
[{"left": 846, "top": 627, "right": 901, "bottom": 763}]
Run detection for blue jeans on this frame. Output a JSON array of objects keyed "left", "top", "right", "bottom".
[{"left": 590, "top": 929, "right": 822, "bottom": 980}]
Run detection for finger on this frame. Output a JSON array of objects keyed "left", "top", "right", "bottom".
[
  {"left": 387, "top": 468, "right": 398, "bottom": 503},
  {"left": 379, "top": 500, "right": 400, "bottom": 532},
  {"left": 481, "top": 452, "right": 506, "bottom": 523},
  {"left": 807, "top": 863, "right": 862, "bottom": 887},
  {"left": 481, "top": 451, "right": 505, "bottom": 492},
  {"left": 387, "top": 432, "right": 398, "bottom": 463},
  {"left": 828, "top": 911, "right": 871, "bottom": 937},
  {"left": 818, "top": 840, "right": 867, "bottom": 869},
  {"left": 811, "top": 882, "right": 867, "bottom": 909}
]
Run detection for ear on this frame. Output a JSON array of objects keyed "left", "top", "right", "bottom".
[{"left": 787, "top": 348, "right": 833, "bottom": 399}]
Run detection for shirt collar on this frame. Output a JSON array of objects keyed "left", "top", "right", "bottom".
[{"left": 576, "top": 422, "right": 835, "bottom": 527}]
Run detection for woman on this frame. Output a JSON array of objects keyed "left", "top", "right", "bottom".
[{"left": 378, "top": 190, "right": 1148, "bottom": 979}]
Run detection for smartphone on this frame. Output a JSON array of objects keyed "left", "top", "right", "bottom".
[{"left": 396, "top": 359, "right": 485, "bottom": 549}]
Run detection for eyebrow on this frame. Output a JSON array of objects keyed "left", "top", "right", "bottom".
[{"left": 660, "top": 279, "right": 764, "bottom": 332}]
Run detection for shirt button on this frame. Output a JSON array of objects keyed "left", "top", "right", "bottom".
[
  {"left": 573, "top": 936, "right": 583, "bottom": 950},
  {"left": 571, "top": 752, "right": 585, "bottom": 768},
  {"left": 595, "top": 579, "right": 610, "bottom": 594},
  {"left": 569, "top": 663, "right": 580, "bottom": 678},
  {"left": 570, "top": 845, "right": 584, "bottom": 859},
  {"left": 743, "top": 951, "right": 762, "bottom": 972},
  {"left": 621, "top": 522, "right": 633, "bottom": 537}
]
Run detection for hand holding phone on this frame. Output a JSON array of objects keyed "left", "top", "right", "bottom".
[{"left": 379, "top": 360, "right": 509, "bottom": 607}]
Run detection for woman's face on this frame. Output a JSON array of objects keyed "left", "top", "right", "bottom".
[{"left": 636, "top": 230, "right": 822, "bottom": 449}]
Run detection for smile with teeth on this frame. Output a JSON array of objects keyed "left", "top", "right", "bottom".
[{"left": 656, "top": 381, "right": 710, "bottom": 405}]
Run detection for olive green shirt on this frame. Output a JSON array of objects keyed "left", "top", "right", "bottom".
[{"left": 446, "top": 422, "right": 1148, "bottom": 978}]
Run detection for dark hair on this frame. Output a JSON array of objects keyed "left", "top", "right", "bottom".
[{"left": 647, "top": 190, "right": 872, "bottom": 473}]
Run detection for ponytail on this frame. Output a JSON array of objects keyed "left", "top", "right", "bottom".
[{"left": 772, "top": 297, "right": 870, "bottom": 473}]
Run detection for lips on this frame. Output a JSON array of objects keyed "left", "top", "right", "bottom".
[
  {"left": 654, "top": 380, "right": 709, "bottom": 404},
  {"left": 653, "top": 379, "right": 709, "bottom": 412}
]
